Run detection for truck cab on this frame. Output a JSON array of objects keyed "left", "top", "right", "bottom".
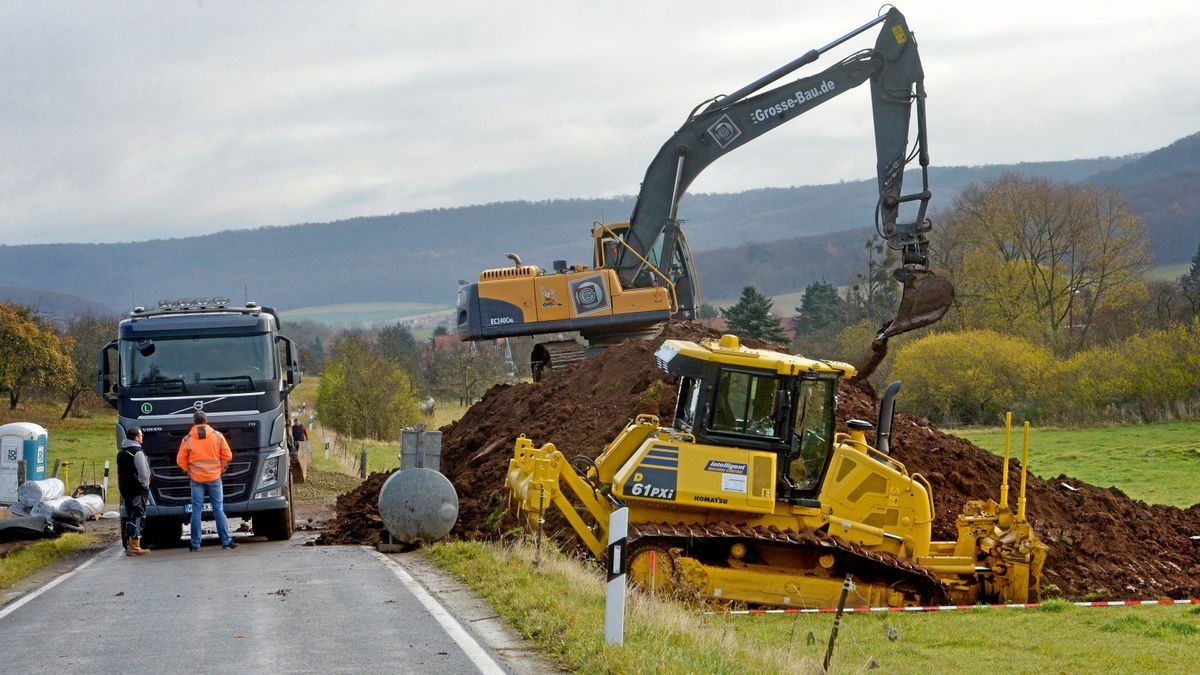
[{"left": 97, "top": 298, "right": 302, "bottom": 545}]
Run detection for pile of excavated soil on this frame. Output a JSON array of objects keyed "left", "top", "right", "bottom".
[
  {"left": 322, "top": 322, "right": 1200, "bottom": 600},
  {"left": 314, "top": 470, "right": 391, "bottom": 546}
]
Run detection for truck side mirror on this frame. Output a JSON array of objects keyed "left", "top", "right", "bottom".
[
  {"left": 97, "top": 340, "right": 119, "bottom": 408},
  {"left": 276, "top": 336, "right": 301, "bottom": 393}
]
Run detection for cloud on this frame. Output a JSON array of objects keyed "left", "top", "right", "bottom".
[{"left": 0, "top": 1, "right": 1193, "bottom": 245}]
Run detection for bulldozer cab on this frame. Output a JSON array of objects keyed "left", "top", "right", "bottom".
[{"left": 660, "top": 336, "right": 846, "bottom": 504}]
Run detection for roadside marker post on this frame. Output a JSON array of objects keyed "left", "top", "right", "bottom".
[
  {"left": 102, "top": 460, "right": 111, "bottom": 502},
  {"left": 606, "top": 507, "right": 629, "bottom": 645}
]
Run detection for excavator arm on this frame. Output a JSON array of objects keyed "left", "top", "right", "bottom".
[{"left": 612, "top": 7, "right": 952, "bottom": 356}]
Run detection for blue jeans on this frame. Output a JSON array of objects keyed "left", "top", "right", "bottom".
[{"left": 190, "top": 478, "right": 232, "bottom": 548}]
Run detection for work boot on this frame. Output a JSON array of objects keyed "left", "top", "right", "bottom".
[{"left": 127, "top": 538, "right": 151, "bottom": 556}]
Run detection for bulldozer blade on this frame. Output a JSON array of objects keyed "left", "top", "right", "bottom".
[{"left": 877, "top": 270, "right": 954, "bottom": 342}]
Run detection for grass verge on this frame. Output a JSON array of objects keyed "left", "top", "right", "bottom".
[
  {"left": 0, "top": 533, "right": 94, "bottom": 590},
  {"left": 427, "top": 540, "right": 1200, "bottom": 674},
  {"left": 427, "top": 540, "right": 821, "bottom": 674}
]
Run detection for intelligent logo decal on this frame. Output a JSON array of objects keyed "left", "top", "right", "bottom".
[
  {"left": 704, "top": 460, "right": 747, "bottom": 475},
  {"left": 751, "top": 80, "right": 835, "bottom": 124}
]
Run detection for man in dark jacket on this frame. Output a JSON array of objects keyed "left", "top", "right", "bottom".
[{"left": 117, "top": 426, "right": 152, "bottom": 556}]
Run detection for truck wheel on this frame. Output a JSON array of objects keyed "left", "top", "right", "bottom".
[
  {"left": 142, "top": 518, "right": 183, "bottom": 548},
  {"left": 256, "top": 475, "right": 295, "bottom": 541}
]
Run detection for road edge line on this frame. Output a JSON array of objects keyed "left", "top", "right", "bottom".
[
  {"left": 366, "top": 547, "right": 505, "bottom": 675},
  {"left": 0, "top": 541, "right": 122, "bottom": 621}
]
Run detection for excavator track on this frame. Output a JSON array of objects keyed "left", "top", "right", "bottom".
[
  {"left": 627, "top": 521, "right": 946, "bottom": 608},
  {"left": 530, "top": 340, "right": 587, "bottom": 381}
]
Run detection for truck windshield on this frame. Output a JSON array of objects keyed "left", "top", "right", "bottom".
[{"left": 120, "top": 333, "right": 276, "bottom": 387}]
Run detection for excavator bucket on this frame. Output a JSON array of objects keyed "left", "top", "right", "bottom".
[
  {"left": 853, "top": 270, "right": 954, "bottom": 382},
  {"left": 879, "top": 270, "right": 955, "bottom": 341}
]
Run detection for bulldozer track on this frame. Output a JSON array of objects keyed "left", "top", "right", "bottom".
[{"left": 628, "top": 521, "right": 946, "bottom": 601}]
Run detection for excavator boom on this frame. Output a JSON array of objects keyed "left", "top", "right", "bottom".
[{"left": 458, "top": 7, "right": 953, "bottom": 378}]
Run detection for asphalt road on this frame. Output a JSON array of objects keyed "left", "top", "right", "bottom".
[{"left": 0, "top": 535, "right": 520, "bottom": 673}]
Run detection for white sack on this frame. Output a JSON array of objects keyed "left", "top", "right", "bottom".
[{"left": 17, "top": 478, "right": 65, "bottom": 506}]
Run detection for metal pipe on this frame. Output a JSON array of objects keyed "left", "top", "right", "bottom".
[
  {"left": 709, "top": 13, "right": 889, "bottom": 109},
  {"left": 824, "top": 575, "right": 855, "bottom": 671},
  {"left": 876, "top": 381, "right": 902, "bottom": 455},
  {"left": 1000, "top": 412, "right": 1012, "bottom": 510},
  {"left": 668, "top": 150, "right": 687, "bottom": 222},
  {"left": 1018, "top": 421, "right": 1030, "bottom": 522}
]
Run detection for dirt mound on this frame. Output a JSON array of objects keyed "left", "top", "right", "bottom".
[
  {"left": 314, "top": 470, "right": 391, "bottom": 546},
  {"left": 835, "top": 384, "right": 1200, "bottom": 599},
  {"left": 323, "top": 322, "right": 1200, "bottom": 599}
]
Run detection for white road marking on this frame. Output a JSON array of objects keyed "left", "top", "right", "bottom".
[
  {"left": 366, "top": 547, "right": 505, "bottom": 675},
  {"left": 0, "top": 541, "right": 121, "bottom": 621}
]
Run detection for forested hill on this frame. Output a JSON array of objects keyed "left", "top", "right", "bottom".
[
  {"left": 0, "top": 143, "right": 1192, "bottom": 313},
  {"left": 1087, "top": 132, "right": 1200, "bottom": 265}
]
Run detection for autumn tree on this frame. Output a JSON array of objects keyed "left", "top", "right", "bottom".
[
  {"left": 935, "top": 174, "right": 1151, "bottom": 351},
  {"left": 61, "top": 312, "right": 120, "bottom": 419},
  {"left": 316, "top": 332, "right": 420, "bottom": 440},
  {"left": 721, "top": 286, "right": 788, "bottom": 343},
  {"left": 0, "top": 303, "right": 72, "bottom": 410}
]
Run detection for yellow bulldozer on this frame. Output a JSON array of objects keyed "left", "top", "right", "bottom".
[{"left": 506, "top": 335, "right": 1046, "bottom": 608}]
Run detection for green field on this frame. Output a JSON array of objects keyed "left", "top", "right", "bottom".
[
  {"left": 1150, "top": 262, "right": 1189, "bottom": 281},
  {"left": 0, "top": 403, "right": 119, "bottom": 505},
  {"left": 280, "top": 301, "right": 452, "bottom": 329},
  {"left": 430, "top": 541, "right": 1200, "bottom": 675},
  {"left": 950, "top": 421, "right": 1200, "bottom": 508}
]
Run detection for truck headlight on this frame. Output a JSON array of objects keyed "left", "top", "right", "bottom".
[{"left": 259, "top": 447, "right": 285, "bottom": 488}]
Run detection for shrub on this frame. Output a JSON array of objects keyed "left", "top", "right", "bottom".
[{"left": 891, "top": 330, "right": 1051, "bottom": 425}]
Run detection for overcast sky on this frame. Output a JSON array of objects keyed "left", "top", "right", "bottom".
[{"left": 1, "top": 1, "right": 1194, "bottom": 246}]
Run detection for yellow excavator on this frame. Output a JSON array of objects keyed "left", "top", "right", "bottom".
[
  {"left": 506, "top": 335, "right": 1046, "bottom": 608},
  {"left": 457, "top": 7, "right": 953, "bottom": 380}
]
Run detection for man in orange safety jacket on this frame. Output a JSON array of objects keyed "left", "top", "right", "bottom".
[{"left": 177, "top": 410, "right": 238, "bottom": 551}]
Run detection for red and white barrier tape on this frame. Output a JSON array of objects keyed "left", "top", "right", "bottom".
[{"left": 704, "top": 598, "right": 1200, "bottom": 616}]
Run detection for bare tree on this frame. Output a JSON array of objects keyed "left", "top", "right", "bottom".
[
  {"left": 60, "top": 313, "right": 120, "bottom": 418},
  {"left": 938, "top": 174, "right": 1151, "bottom": 351}
]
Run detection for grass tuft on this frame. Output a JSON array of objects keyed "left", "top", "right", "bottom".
[
  {"left": 0, "top": 533, "right": 94, "bottom": 589},
  {"left": 1037, "top": 598, "right": 1072, "bottom": 613}
]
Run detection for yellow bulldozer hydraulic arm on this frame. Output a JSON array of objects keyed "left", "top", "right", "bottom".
[{"left": 506, "top": 435, "right": 617, "bottom": 559}]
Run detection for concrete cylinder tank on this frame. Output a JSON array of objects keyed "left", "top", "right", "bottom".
[{"left": 377, "top": 468, "right": 459, "bottom": 545}]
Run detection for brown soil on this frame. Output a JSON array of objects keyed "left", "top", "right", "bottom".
[{"left": 320, "top": 322, "right": 1200, "bottom": 600}]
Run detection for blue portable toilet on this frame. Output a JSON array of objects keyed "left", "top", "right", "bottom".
[{"left": 0, "top": 422, "right": 48, "bottom": 505}]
